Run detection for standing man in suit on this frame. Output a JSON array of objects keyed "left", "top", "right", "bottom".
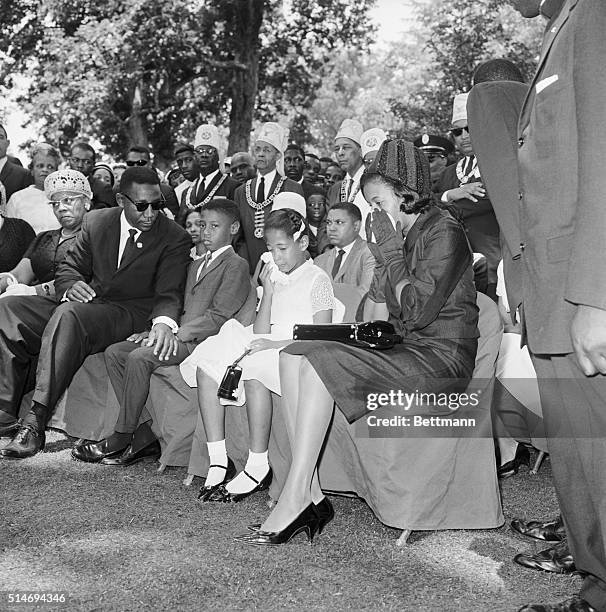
[
  {"left": 0, "top": 125, "right": 33, "bottom": 201},
  {"left": 327, "top": 119, "right": 372, "bottom": 237},
  {"left": 435, "top": 94, "right": 501, "bottom": 300},
  {"left": 173, "top": 143, "right": 201, "bottom": 209},
  {"left": 175, "top": 125, "right": 238, "bottom": 225},
  {"left": 283, "top": 143, "right": 316, "bottom": 201},
  {"left": 314, "top": 202, "right": 375, "bottom": 321},
  {"left": 72, "top": 199, "right": 251, "bottom": 466},
  {"left": 68, "top": 142, "right": 116, "bottom": 209},
  {"left": 509, "top": 2, "right": 606, "bottom": 611},
  {"left": 0, "top": 167, "right": 192, "bottom": 459},
  {"left": 234, "top": 122, "right": 304, "bottom": 273},
  {"left": 230, "top": 152, "right": 256, "bottom": 185}
]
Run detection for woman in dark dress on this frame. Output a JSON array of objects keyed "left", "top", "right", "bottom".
[
  {"left": 0, "top": 169, "right": 91, "bottom": 297},
  {"left": 236, "top": 139, "right": 479, "bottom": 545}
]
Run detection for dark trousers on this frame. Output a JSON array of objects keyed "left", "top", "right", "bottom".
[
  {"left": 0, "top": 296, "right": 136, "bottom": 419},
  {"left": 532, "top": 353, "right": 606, "bottom": 612},
  {"left": 105, "top": 340, "right": 192, "bottom": 434}
]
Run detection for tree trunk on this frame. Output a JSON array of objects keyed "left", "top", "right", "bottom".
[
  {"left": 128, "top": 80, "right": 149, "bottom": 147},
  {"left": 227, "top": 0, "right": 264, "bottom": 154}
]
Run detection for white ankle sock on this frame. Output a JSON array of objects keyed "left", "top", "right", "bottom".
[
  {"left": 226, "top": 450, "right": 269, "bottom": 495},
  {"left": 205, "top": 439, "right": 228, "bottom": 487}
]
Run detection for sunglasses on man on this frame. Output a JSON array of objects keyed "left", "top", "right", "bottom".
[
  {"left": 125, "top": 159, "right": 148, "bottom": 167},
  {"left": 120, "top": 192, "right": 166, "bottom": 212},
  {"left": 450, "top": 127, "right": 470, "bottom": 137}
]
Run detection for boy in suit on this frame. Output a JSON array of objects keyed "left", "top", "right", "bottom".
[
  {"left": 72, "top": 199, "right": 251, "bottom": 465},
  {"left": 314, "top": 202, "right": 375, "bottom": 319}
]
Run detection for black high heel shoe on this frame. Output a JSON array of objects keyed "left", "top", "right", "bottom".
[
  {"left": 205, "top": 468, "right": 273, "bottom": 503},
  {"left": 234, "top": 504, "right": 320, "bottom": 546},
  {"left": 247, "top": 496, "right": 334, "bottom": 534},
  {"left": 197, "top": 458, "right": 236, "bottom": 502},
  {"left": 497, "top": 444, "right": 530, "bottom": 479}
]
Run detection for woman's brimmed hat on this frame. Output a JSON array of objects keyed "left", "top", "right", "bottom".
[
  {"left": 367, "top": 139, "right": 431, "bottom": 200},
  {"left": 44, "top": 169, "right": 93, "bottom": 200}
]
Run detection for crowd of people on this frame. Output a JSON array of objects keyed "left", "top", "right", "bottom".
[{"left": 0, "top": 1, "right": 604, "bottom": 610}]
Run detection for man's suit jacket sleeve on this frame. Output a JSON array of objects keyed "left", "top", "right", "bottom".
[
  {"left": 566, "top": 1, "right": 606, "bottom": 308},
  {"left": 150, "top": 228, "right": 192, "bottom": 322},
  {"left": 177, "top": 258, "right": 251, "bottom": 343},
  {"left": 54, "top": 215, "right": 94, "bottom": 300}
]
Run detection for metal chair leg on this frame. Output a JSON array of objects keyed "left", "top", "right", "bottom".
[
  {"left": 396, "top": 529, "right": 412, "bottom": 546},
  {"left": 531, "top": 451, "right": 547, "bottom": 474}
]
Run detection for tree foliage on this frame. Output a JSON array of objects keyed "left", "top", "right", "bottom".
[
  {"left": 0, "top": 0, "right": 376, "bottom": 164},
  {"left": 388, "top": 0, "right": 545, "bottom": 136}
]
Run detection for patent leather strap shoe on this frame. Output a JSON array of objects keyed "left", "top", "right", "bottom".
[
  {"left": 0, "top": 418, "right": 20, "bottom": 438},
  {"left": 197, "top": 458, "right": 236, "bottom": 502},
  {"left": 514, "top": 539, "right": 576, "bottom": 574},
  {"left": 498, "top": 444, "right": 530, "bottom": 478},
  {"left": 0, "top": 422, "right": 45, "bottom": 459},
  {"left": 518, "top": 595, "right": 597, "bottom": 611},
  {"left": 206, "top": 468, "right": 273, "bottom": 503},
  {"left": 71, "top": 438, "right": 128, "bottom": 463},
  {"left": 235, "top": 504, "right": 320, "bottom": 546},
  {"left": 511, "top": 515, "right": 566, "bottom": 543},
  {"left": 248, "top": 495, "right": 335, "bottom": 533},
  {"left": 100, "top": 440, "right": 161, "bottom": 466}
]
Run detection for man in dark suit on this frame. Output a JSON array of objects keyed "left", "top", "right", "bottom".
[
  {"left": 68, "top": 142, "right": 116, "bottom": 209},
  {"left": 435, "top": 93, "right": 501, "bottom": 301},
  {"left": 234, "top": 122, "right": 304, "bottom": 273},
  {"left": 72, "top": 199, "right": 251, "bottom": 465},
  {"left": 510, "top": 1, "right": 606, "bottom": 611},
  {"left": 283, "top": 143, "right": 316, "bottom": 201},
  {"left": 0, "top": 167, "right": 192, "bottom": 459},
  {"left": 175, "top": 125, "right": 238, "bottom": 225},
  {"left": 0, "top": 125, "right": 33, "bottom": 200}
]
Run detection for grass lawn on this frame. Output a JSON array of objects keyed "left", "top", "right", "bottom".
[{"left": 0, "top": 431, "right": 579, "bottom": 611}]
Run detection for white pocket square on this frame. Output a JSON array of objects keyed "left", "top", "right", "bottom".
[{"left": 536, "top": 74, "right": 559, "bottom": 94}]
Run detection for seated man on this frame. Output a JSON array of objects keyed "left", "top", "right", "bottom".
[
  {"left": 0, "top": 167, "right": 192, "bottom": 458},
  {"left": 314, "top": 201, "right": 375, "bottom": 304},
  {"left": 72, "top": 199, "right": 251, "bottom": 465}
]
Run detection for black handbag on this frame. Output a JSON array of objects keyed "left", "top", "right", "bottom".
[
  {"left": 217, "top": 349, "right": 251, "bottom": 401},
  {"left": 292, "top": 321, "right": 401, "bottom": 350}
]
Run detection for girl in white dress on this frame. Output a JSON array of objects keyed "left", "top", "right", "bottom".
[{"left": 179, "top": 208, "right": 334, "bottom": 502}]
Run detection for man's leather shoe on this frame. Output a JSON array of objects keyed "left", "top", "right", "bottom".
[
  {"left": 100, "top": 440, "right": 161, "bottom": 466},
  {"left": 518, "top": 595, "right": 597, "bottom": 611},
  {"left": 71, "top": 438, "right": 128, "bottom": 463},
  {"left": 511, "top": 515, "right": 566, "bottom": 542},
  {"left": 498, "top": 444, "right": 530, "bottom": 478},
  {"left": 0, "top": 423, "right": 45, "bottom": 459},
  {"left": 514, "top": 539, "right": 575, "bottom": 574}
]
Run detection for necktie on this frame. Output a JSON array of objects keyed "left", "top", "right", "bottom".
[
  {"left": 196, "top": 251, "right": 212, "bottom": 281},
  {"left": 463, "top": 155, "right": 475, "bottom": 178},
  {"left": 120, "top": 229, "right": 137, "bottom": 267},
  {"left": 256, "top": 177, "right": 265, "bottom": 203},
  {"left": 196, "top": 176, "right": 206, "bottom": 203},
  {"left": 331, "top": 249, "right": 345, "bottom": 278},
  {"left": 346, "top": 178, "right": 354, "bottom": 200}
]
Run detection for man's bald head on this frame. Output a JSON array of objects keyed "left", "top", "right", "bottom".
[{"left": 230, "top": 151, "right": 255, "bottom": 184}]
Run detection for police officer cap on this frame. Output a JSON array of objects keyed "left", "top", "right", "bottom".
[{"left": 413, "top": 134, "right": 454, "bottom": 155}]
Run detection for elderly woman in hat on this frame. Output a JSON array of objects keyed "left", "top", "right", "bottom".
[
  {"left": 0, "top": 169, "right": 92, "bottom": 298},
  {"left": 236, "top": 139, "right": 479, "bottom": 546},
  {"left": 6, "top": 143, "right": 62, "bottom": 235}
]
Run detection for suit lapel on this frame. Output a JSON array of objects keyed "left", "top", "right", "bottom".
[
  {"left": 334, "top": 239, "right": 360, "bottom": 282},
  {"left": 519, "top": 0, "right": 576, "bottom": 131},
  {"left": 193, "top": 248, "right": 232, "bottom": 288}
]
